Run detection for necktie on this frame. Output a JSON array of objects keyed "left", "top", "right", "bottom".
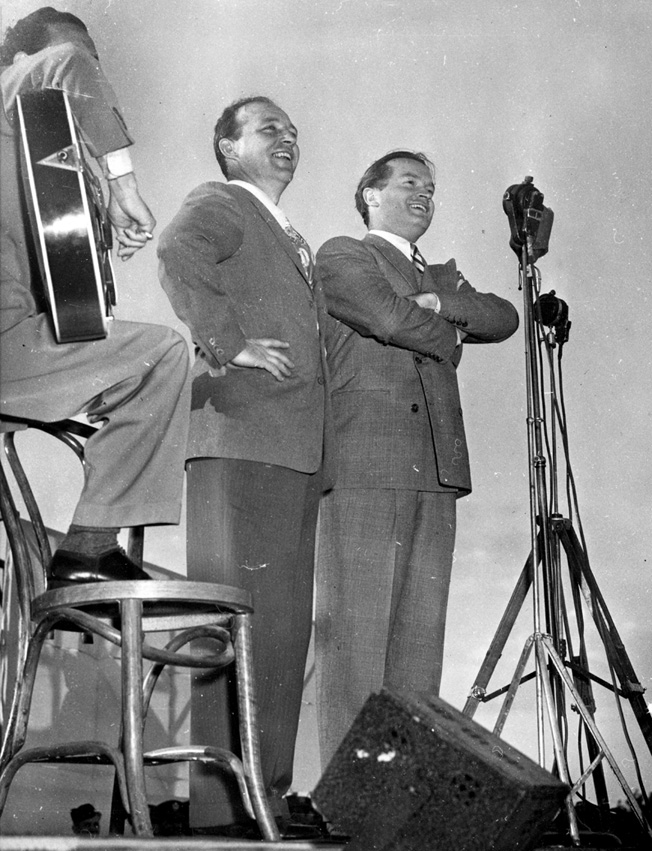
[
  {"left": 284, "top": 221, "right": 314, "bottom": 288},
  {"left": 411, "top": 244, "right": 426, "bottom": 276}
]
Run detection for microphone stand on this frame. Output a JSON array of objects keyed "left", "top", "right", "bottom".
[{"left": 463, "top": 203, "right": 652, "bottom": 845}]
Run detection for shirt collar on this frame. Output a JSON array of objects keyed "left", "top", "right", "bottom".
[
  {"left": 228, "top": 180, "right": 288, "bottom": 229},
  {"left": 368, "top": 229, "right": 413, "bottom": 261}
]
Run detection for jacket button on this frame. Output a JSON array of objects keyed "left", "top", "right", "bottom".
[
  {"left": 317, "top": 377, "right": 324, "bottom": 385},
  {"left": 411, "top": 403, "right": 419, "bottom": 413},
  {"left": 414, "top": 356, "right": 423, "bottom": 364}
]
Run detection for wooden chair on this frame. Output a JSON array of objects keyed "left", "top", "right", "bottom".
[{"left": 0, "top": 415, "right": 280, "bottom": 840}]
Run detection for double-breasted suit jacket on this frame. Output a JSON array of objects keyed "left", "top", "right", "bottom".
[
  {"left": 319, "top": 233, "right": 519, "bottom": 496},
  {"left": 314, "top": 232, "right": 519, "bottom": 765}
]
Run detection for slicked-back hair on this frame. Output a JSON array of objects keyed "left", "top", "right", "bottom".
[
  {"left": 0, "top": 7, "right": 87, "bottom": 65},
  {"left": 355, "top": 150, "right": 435, "bottom": 227},
  {"left": 213, "top": 96, "right": 278, "bottom": 178}
]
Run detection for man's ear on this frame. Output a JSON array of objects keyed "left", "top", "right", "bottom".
[
  {"left": 218, "top": 138, "right": 236, "bottom": 162},
  {"left": 363, "top": 187, "right": 380, "bottom": 209}
]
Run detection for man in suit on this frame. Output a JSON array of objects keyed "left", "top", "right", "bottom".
[
  {"left": 314, "top": 150, "right": 519, "bottom": 766},
  {"left": 158, "top": 97, "right": 330, "bottom": 837},
  {"left": 0, "top": 7, "right": 190, "bottom": 585}
]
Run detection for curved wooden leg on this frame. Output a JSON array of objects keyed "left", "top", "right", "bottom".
[
  {"left": 121, "top": 598, "right": 152, "bottom": 836},
  {"left": 0, "top": 742, "right": 129, "bottom": 822},
  {"left": 0, "top": 619, "right": 49, "bottom": 773},
  {"left": 233, "top": 612, "right": 281, "bottom": 842}
]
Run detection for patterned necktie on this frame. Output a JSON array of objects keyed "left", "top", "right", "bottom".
[
  {"left": 284, "top": 221, "right": 314, "bottom": 288},
  {"left": 411, "top": 244, "right": 426, "bottom": 276}
]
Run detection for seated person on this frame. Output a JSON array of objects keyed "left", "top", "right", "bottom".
[{"left": 0, "top": 7, "right": 190, "bottom": 585}]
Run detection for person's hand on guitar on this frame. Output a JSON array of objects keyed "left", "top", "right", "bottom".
[{"left": 106, "top": 172, "right": 156, "bottom": 260}]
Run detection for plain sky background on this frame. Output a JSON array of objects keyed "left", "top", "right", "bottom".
[{"left": 2, "top": 0, "right": 650, "bottom": 809}]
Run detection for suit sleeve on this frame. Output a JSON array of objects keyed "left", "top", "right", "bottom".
[
  {"left": 436, "top": 267, "right": 520, "bottom": 344},
  {"left": 34, "top": 45, "right": 134, "bottom": 156},
  {"left": 158, "top": 184, "right": 247, "bottom": 369},
  {"left": 316, "top": 236, "right": 459, "bottom": 362}
]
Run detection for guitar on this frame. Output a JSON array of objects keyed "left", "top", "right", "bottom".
[{"left": 16, "top": 88, "right": 116, "bottom": 343}]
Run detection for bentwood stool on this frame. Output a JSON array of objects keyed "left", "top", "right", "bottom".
[{"left": 0, "top": 415, "right": 280, "bottom": 840}]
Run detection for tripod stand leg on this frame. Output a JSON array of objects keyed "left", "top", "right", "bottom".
[
  {"left": 463, "top": 549, "right": 534, "bottom": 718},
  {"left": 569, "top": 658, "right": 611, "bottom": 816},
  {"left": 557, "top": 525, "right": 611, "bottom": 815},
  {"left": 541, "top": 635, "right": 652, "bottom": 839},
  {"left": 535, "top": 637, "right": 581, "bottom": 845},
  {"left": 556, "top": 520, "right": 652, "bottom": 759},
  {"left": 493, "top": 635, "right": 534, "bottom": 738}
]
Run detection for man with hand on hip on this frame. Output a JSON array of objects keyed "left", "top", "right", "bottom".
[{"left": 158, "top": 97, "right": 331, "bottom": 838}]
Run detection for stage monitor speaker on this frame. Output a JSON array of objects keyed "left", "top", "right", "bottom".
[{"left": 313, "top": 687, "right": 568, "bottom": 851}]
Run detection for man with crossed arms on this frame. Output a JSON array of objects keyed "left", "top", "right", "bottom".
[{"left": 314, "top": 150, "right": 519, "bottom": 766}]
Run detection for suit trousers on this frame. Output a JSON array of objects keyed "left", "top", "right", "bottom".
[
  {"left": 185, "top": 457, "right": 322, "bottom": 827},
  {"left": 314, "top": 487, "right": 456, "bottom": 768},
  {"left": 0, "top": 313, "right": 190, "bottom": 527}
]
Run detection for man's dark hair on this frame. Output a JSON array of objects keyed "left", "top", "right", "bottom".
[
  {"left": 355, "top": 150, "right": 435, "bottom": 227},
  {"left": 212, "top": 96, "right": 277, "bottom": 178},
  {"left": 0, "top": 7, "right": 87, "bottom": 65}
]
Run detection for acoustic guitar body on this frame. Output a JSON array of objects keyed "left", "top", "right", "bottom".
[{"left": 17, "top": 89, "right": 115, "bottom": 343}]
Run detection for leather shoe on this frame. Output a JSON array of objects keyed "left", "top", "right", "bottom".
[
  {"left": 278, "top": 818, "right": 329, "bottom": 840},
  {"left": 48, "top": 547, "right": 151, "bottom": 587}
]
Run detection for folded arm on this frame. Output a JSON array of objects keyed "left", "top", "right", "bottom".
[
  {"left": 316, "top": 236, "right": 459, "bottom": 362},
  {"left": 435, "top": 271, "right": 520, "bottom": 344}
]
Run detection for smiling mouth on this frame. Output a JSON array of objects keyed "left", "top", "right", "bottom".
[
  {"left": 272, "top": 151, "right": 293, "bottom": 162},
  {"left": 409, "top": 202, "right": 429, "bottom": 214}
]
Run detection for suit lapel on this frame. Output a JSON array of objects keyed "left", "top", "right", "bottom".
[
  {"left": 364, "top": 234, "right": 421, "bottom": 295},
  {"left": 420, "top": 264, "right": 436, "bottom": 292},
  {"left": 229, "top": 185, "right": 310, "bottom": 284}
]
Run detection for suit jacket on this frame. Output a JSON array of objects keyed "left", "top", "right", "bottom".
[
  {"left": 317, "top": 233, "right": 519, "bottom": 494},
  {"left": 158, "top": 182, "right": 330, "bottom": 476}
]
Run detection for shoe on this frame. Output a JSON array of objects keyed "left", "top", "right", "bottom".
[
  {"left": 48, "top": 547, "right": 152, "bottom": 587},
  {"left": 284, "top": 794, "right": 337, "bottom": 840},
  {"left": 277, "top": 817, "right": 329, "bottom": 840}
]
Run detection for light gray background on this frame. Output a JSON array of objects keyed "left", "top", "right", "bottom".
[{"left": 2, "top": 0, "right": 650, "bottom": 805}]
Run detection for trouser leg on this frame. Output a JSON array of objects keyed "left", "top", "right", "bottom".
[
  {"left": 0, "top": 314, "right": 190, "bottom": 527},
  {"left": 315, "top": 488, "right": 456, "bottom": 769},
  {"left": 385, "top": 490, "right": 456, "bottom": 695},
  {"left": 186, "top": 458, "right": 320, "bottom": 828},
  {"left": 315, "top": 489, "right": 398, "bottom": 768}
]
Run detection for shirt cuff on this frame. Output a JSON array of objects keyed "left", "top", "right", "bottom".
[{"left": 103, "top": 147, "right": 134, "bottom": 179}]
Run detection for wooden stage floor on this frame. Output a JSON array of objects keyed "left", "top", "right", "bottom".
[{"left": 0, "top": 838, "right": 347, "bottom": 850}]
